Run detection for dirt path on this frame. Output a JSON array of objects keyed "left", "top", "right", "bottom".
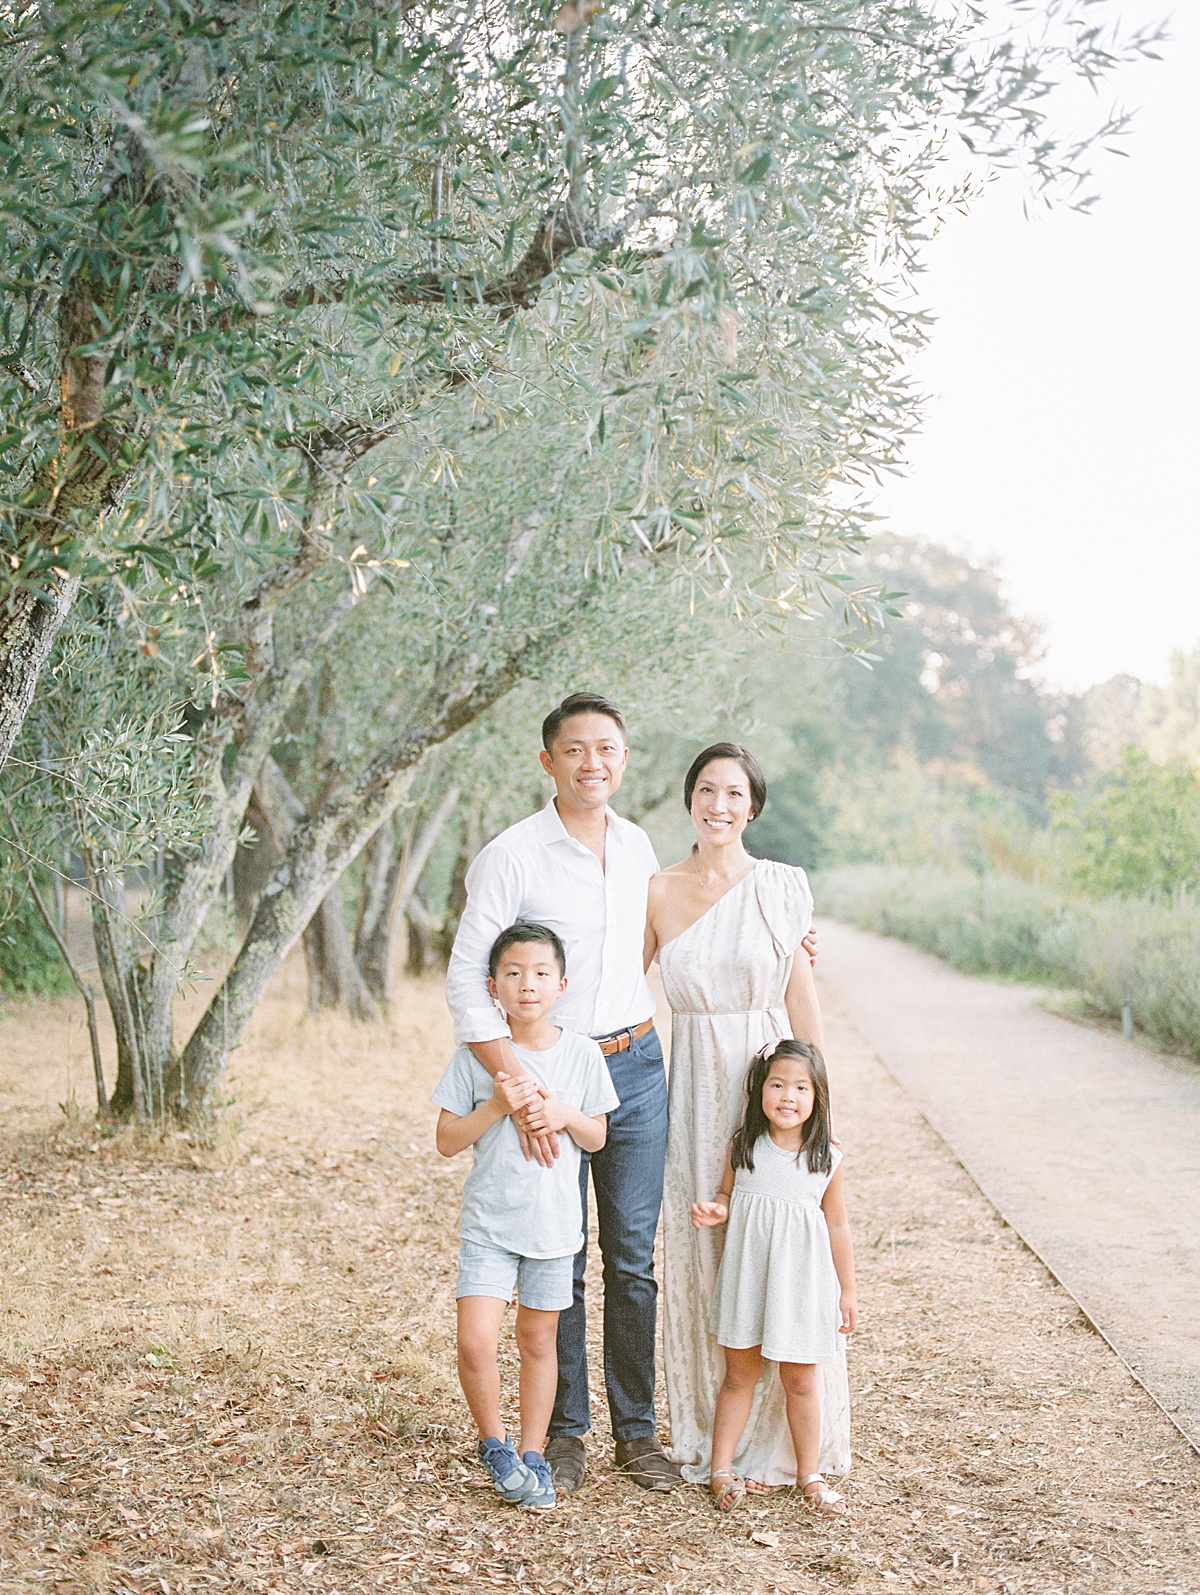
[
  {"left": 814, "top": 919, "right": 1200, "bottom": 1453},
  {"left": 0, "top": 955, "right": 1198, "bottom": 1593}
]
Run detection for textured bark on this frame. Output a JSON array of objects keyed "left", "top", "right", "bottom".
[
  {"left": 303, "top": 877, "right": 379, "bottom": 1021},
  {"left": 0, "top": 578, "right": 81, "bottom": 770}
]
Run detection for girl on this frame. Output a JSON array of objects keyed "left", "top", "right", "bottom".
[{"left": 691, "top": 1039, "right": 857, "bottom": 1514}]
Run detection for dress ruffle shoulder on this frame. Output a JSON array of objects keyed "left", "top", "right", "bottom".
[{"left": 751, "top": 859, "right": 814, "bottom": 956}]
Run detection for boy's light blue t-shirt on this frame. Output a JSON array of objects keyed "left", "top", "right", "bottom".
[{"left": 431, "top": 1030, "right": 619, "bottom": 1259}]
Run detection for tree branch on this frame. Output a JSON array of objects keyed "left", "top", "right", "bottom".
[{"left": 28, "top": 875, "right": 108, "bottom": 1113}]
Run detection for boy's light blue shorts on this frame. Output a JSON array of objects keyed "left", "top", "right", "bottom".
[{"left": 456, "top": 1240, "right": 573, "bottom": 1312}]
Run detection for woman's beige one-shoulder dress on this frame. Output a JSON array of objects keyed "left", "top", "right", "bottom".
[{"left": 659, "top": 860, "right": 851, "bottom": 1485}]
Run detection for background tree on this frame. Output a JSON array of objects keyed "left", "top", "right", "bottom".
[{"left": 1051, "top": 748, "right": 1200, "bottom": 900}]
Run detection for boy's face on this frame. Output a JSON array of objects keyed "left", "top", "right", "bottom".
[{"left": 487, "top": 941, "right": 567, "bottom": 1025}]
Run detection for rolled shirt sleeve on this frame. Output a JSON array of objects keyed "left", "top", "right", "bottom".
[{"left": 444, "top": 845, "right": 522, "bottom": 1045}]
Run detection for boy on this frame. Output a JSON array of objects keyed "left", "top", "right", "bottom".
[{"left": 432, "top": 921, "right": 618, "bottom": 1509}]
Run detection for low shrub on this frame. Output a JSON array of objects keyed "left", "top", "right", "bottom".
[{"left": 817, "top": 864, "right": 1200, "bottom": 1063}]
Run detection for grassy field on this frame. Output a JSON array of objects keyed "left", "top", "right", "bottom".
[{"left": 0, "top": 952, "right": 1197, "bottom": 1594}]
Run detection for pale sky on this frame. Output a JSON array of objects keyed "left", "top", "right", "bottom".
[{"left": 869, "top": 0, "right": 1199, "bottom": 693}]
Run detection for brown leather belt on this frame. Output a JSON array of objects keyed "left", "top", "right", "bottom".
[{"left": 594, "top": 1018, "right": 654, "bottom": 1057}]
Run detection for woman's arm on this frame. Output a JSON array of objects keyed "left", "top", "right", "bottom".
[
  {"left": 643, "top": 873, "right": 665, "bottom": 971},
  {"left": 784, "top": 946, "right": 825, "bottom": 1053},
  {"left": 821, "top": 1164, "right": 857, "bottom": 1333}
]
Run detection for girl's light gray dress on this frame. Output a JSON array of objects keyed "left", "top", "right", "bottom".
[{"left": 710, "top": 1137, "right": 843, "bottom": 1366}]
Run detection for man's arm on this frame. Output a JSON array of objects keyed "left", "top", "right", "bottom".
[{"left": 444, "top": 844, "right": 561, "bottom": 1164}]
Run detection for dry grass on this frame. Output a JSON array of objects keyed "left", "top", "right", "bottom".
[{"left": 0, "top": 953, "right": 1198, "bottom": 1595}]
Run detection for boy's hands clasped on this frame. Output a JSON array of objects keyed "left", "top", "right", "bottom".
[{"left": 494, "top": 1073, "right": 574, "bottom": 1149}]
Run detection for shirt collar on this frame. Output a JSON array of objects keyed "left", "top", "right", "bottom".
[{"left": 538, "top": 797, "right": 617, "bottom": 846}]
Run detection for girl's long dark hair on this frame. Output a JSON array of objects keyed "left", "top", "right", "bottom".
[{"left": 730, "top": 1039, "right": 832, "bottom": 1176}]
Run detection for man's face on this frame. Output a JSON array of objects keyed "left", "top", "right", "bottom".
[{"left": 539, "top": 712, "right": 628, "bottom": 813}]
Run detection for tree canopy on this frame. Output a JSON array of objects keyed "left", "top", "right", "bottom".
[{"left": 0, "top": 0, "right": 1157, "bottom": 1118}]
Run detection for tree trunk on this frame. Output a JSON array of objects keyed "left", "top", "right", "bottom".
[
  {"left": 355, "top": 783, "right": 460, "bottom": 1005},
  {"left": 303, "top": 877, "right": 380, "bottom": 1021},
  {"left": 404, "top": 896, "right": 442, "bottom": 975},
  {"left": 84, "top": 867, "right": 149, "bottom": 1120},
  {"left": 437, "top": 802, "right": 488, "bottom": 965},
  {"left": 172, "top": 654, "right": 534, "bottom": 1119},
  {"left": 0, "top": 579, "right": 81, "bottom": 771}
]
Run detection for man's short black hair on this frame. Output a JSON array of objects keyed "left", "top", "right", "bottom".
[
  {"left": 488, "top": 921, "right": 567, "bottom": 979},
  {"left": 541, "top": 691, "right": 627, "bottom": 752}
]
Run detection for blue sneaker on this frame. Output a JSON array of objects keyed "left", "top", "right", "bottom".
[
  {"left": 519, "top": 1451, "right": 557, "bottom": 1511},
  {"left": 477, "top": 1434, "right": 536, "bottom": 1503}
]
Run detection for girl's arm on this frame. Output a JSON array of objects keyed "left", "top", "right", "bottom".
[
  {"left": 784, "top": 949, "right": 825, "bottom": 1053},
  {"left": 435, "top": 1073, "right": 539, "bottom": 1158},
  {"left": 821, "top": 1164, "right": 857, "bottom": 1333},
  {"left": 691, "top": 1145, "right": 736, "bottom": 1228}
]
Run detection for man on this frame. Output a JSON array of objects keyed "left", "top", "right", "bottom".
[{"left": 444, "top": 691, "right": 678, "bottom": 1494}]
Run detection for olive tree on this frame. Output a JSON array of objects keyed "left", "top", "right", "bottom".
[{"left": 1, "top": 0, "right": 1156, "bottom": 1120}]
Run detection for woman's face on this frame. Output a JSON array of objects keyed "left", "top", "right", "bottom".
[{"left": 689, "top": 758, "right": 754, "bottom": 847}]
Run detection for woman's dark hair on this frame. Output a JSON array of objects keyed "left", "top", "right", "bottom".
[
  {"left": 541, "top": 692, "right": 626, "bottom": 751},
  {"left": 730, "top": 1039, "right": 832, "bottom": 1175},
  {"left": 682, "top": 742, "right": 767, "bottom": 821},
  {"left": 488, "top": 921, "right": 567, "bottom": 979}
]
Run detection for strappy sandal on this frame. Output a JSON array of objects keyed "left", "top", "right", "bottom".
[
  {"left": 800, "top": 1473, "right": 846, "bottom": 1514},
  {"left": 710, "top": 1468, "right": 746, "bottom": 1512}
]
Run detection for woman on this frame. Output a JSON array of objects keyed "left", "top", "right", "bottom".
[{"left": 644, "top": 743, "right": 851, "bottom": 1487}]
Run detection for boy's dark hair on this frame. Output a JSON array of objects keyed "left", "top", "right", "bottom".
[
  {"left": 730, "top": 1038, "right": 832, "bottom": 1176},
  {"left": 541, "top": 691, "right": 626, "bottom": 751},
  {"left": 487, "top": 921, "right": 567, "bottom": 980},
  {"left": 683, "top": 742, "right": 768, "bottom": 820}
]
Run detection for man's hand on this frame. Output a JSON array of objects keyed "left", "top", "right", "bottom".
[
  {"left": 802, "top": 926, "right": 818, "bottom": 967},
  {"left": 690, "top": 1197, "right": 729, "bottom": 1229}
]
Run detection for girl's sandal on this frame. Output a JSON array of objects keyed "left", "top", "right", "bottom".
[
  {"left": 710, "top": 1469, "right": 746, "bottom": 1512},
  {"left": 800, "top": 1474, "right": 846, "bottom": 1515}
]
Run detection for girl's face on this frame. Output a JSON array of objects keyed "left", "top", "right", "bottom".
[
  {"left": 761, "top": 1057, "right": 816, "bottom": 1135},
  {"left": 689, "top": 758, "right": 754, "bottom": 846}
]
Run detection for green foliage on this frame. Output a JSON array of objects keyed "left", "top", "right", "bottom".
[
  {"left": 1143, "top": 646, "right": 1200, "bottom": 766},
  {"left": 818, "top": 863, "right": 1200, "bottom": 1063},
  {"left": 0, "top": 891, "right": 71, "bottom": 997},
  {"left": 1051, "top": 748, "right": 1200, "bottom": 900}
]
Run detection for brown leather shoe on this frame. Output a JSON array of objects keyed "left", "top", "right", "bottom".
[
  {"left": 614, "top": 1436, "right": 682, "bottom": 1491},
  {"left": 545, "top": 1435, "right": 587, "bottom": 1493}
]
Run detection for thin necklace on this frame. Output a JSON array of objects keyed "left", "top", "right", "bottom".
[{"left": 691, "top": 852, "right": 753, "bottom": 890}]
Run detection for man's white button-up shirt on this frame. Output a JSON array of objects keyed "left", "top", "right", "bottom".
[{"left": 445, "top": 799, "right": 659, "bottom": 1045}]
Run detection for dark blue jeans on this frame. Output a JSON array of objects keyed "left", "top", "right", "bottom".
[{"left": 549, "top": 1025, "right": 668, "bottom": 1444}]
